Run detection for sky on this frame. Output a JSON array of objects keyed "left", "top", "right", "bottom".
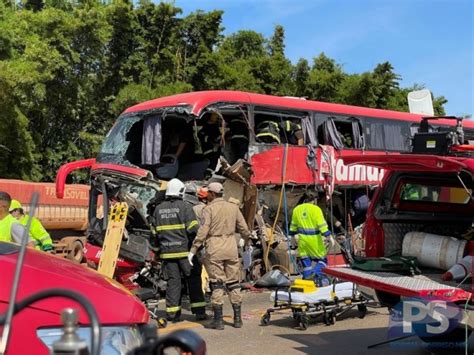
[{"left": 173, "top": 0, "right": 473, "bottom": 117}]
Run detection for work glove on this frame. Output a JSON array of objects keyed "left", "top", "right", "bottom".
[
  {"left": 238, "top": 238, "right": 245, "bottom": 248},
  {"left": 325, "top": 235, "right": 335, "bottom": 250},
  {"left": 187, "top": 252, "right": 194, "bottom": 267},
  {"left": 42, "top": 244, "right": 54, "bottom": 253}
]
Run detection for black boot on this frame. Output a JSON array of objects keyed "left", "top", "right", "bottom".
[
  {"left": 232, "top": 303, "right": 242, "bottom": 328},
  {"left": 206, "top": 305, "right": 224, "bottom": 330}
]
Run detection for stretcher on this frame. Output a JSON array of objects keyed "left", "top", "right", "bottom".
[{"left": 260, "top": 282, "right": 368, "bottom": 330}]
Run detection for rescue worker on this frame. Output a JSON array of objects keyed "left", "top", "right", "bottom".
[
  {"left": 193, "top": 187, "right": 208, "bottom": 225},
  {"left": 188, "top": 182, "right": 251, "bottom": 330},
  {"left": 228, "top": 116, "right": 249, "bottom": 164},
  {"left": 9, "top": 200, "right": 53, "bottom": 252},
  {"left": 198, "top": 114, "right": 222, "bottom": 176},
  {"left": 152, "top": 179, "right": 207, "bottom": 322},
  {"left": 0, "top": 192, "right": 31, "bottom": 245},
  {"left": 256, "top": 120, "right": 281, "bottom": 144},
  {"left": 281, "top": 120, "right": 304, "bottom": 145},
  {"left": 289, "top": 192, "right": 335, "bottom": 286}
]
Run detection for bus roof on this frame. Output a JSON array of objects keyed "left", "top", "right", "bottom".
[{"left": 124, "top": 90, "right": 474, "bottom": 128}]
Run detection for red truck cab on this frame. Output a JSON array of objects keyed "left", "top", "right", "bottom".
[{"left": 0, "top": 242, "right": 149, "bottom": 354}]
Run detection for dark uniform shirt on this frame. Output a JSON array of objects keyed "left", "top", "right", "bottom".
[{"left": 153, "top": 198, "right": 199, "bottom": 259}]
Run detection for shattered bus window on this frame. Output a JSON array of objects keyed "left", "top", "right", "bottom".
[{"left": 98, "top": 115, "right": 143, "bottom": 166}]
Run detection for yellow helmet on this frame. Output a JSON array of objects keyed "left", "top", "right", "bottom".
[{"left": 9, "top": 199, "right": 22, "bottom": 212}]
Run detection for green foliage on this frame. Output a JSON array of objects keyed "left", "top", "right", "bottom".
[{"left": 0, "top": 2, "right": 453, "bottom": 182}]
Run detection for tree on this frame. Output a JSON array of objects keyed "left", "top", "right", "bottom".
[
  {"left": 293, "top": 58, "right": 309, "bottom": 98},
  {"left": 268, "top": 24, "right": 284, "bottom": 57},
  {"left": 371, "top": 61, "right": 400, "bottom": 109},
  {"left": 306, "top": 53, "right": 345, "bottom": 102}
]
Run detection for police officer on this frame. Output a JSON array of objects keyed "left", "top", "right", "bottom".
[
  {"left": 289, "top": 192, "right": 335, "bottom": 286},
  {"left": 188, "top": 182, "right": 251, "bottom": 330},
  {"left": 152, "top": 179, "right": 206, "bottom": 322},
  {"left": 10, "top": 200, "right": 53, "bottom": 252}
]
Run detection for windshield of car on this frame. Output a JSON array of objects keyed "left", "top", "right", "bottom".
[{"left": 400, "top": 183, "right": 472, "bottom": 204}]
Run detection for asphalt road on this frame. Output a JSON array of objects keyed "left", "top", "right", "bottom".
[{"left": 158, "top": 290, "right": 473, "bottom": 355}]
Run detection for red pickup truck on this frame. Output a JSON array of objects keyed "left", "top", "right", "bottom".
[{"left": 325, "top": 153, "right": 473, "bottom": 345}]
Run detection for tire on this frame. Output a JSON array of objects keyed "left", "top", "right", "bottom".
[
  {"left": 67, "top": 240, "right": 84, "bottom": 263},
  {"left": 299, "top": 315, "right": 309, "bottom": 330},
  {"left": 324, "top": 311, "right": 336, "bottom": 325},
  {"left": 357, "top": 304, "right": 367, "bottom": 319},
  {"left": 260, "top": 312, "right": 271, "bottom": 326}
]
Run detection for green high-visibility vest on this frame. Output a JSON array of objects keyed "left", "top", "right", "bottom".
[
  {"left": 0, "top": 214, "right": 18, "bottom": 242},
  {"left": 19, "top": 215, "right": 52, "bottom": 248},
  {"left": 290, "top": 203, "right": 329, "bottom": 258}
]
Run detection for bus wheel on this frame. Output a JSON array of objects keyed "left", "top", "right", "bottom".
[{"left": 66, "top": 240, "right": 84, "bottom": 263}]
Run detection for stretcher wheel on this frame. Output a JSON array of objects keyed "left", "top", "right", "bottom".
[
  {"left": 324, "top": 312, "right": 336, "bottom": 325},
  {"left": 298, "top": 315, "right": 309, "bottom": 330},
  {"left": 157, "top": 317, "right": 168, "bottom": 328},
  {"left": 260, "top": 312, "right": 271, "bottom": 326},
  {"left": 357, "top": 304, "right": 367, "bottom": 318}
]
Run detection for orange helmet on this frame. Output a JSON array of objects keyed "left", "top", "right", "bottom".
[{"left": 197, "top": 187, "right": 208, "bottom": 199}]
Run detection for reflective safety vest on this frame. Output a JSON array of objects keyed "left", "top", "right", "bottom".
[
  {"left": 290, "top": 203, "right": 330, "bottom": 258},
  {"left": 0, "top": 214, "right": 18, "bottom": 242},
  {"left": 19, "top": 215, "right": 52, "bottom": 249},
  {"left": 256, "top": 121, "right": 281, "bottom": 144},
  {"left": 153, "top": 198, "right": 199, "bottom": 259}
]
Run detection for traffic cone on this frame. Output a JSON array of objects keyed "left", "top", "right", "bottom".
[{"left": 441, "top": 255, "right": 473, "bottom": 281}]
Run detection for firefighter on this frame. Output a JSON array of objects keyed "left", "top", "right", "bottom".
[
  {"left": 9, "top": 200, "right": 53, "bottom": 252},
  {"left": 228, "top": 116, "right": 249, "bottom": 164},
  {"left": 198, "top": 114, "right": 222, "bottom": 176},
  {"left": 152, "top": 179, "right": 207, "bottom": 322},
  {"left": 281, "top": 120, "right": 304, "bottom": 145},
  {"left": 0, "top": 192, "right": 31, "bottom": 245},
  {"left": 289, "top": 192, "right": 335, "bottom": 286},
  {"left": 188, "top": 182, "right": 251, "bottom": 330},
  {"left": 256, "top": 120, "right": 281, "bottom": 144}
]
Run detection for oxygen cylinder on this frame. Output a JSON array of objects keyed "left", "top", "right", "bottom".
[{"left": 441, "top": 255, "right": 473, "bottom": 281}]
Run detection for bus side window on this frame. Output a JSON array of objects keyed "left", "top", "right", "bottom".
[
  {"left": 253, "top": 108, "right": 307, "bottom": 146},
  {"left": 334, "top": 121, "right": 354, "bottom": 148}
]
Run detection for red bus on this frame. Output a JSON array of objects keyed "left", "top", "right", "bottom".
[{"left": 56, "top": 90, "right": 474, "bottom": 274}]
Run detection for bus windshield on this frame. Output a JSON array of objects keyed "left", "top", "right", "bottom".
[{"left": 98, "top": 114, "right": 144, "bottom": 166}]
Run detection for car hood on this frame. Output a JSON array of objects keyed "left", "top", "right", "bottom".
[{"left": 0, "top": 243, "right": 148, "bottom": 325}]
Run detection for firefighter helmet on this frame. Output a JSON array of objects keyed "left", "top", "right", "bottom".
[{"left": 165, "top": 178, "right": 186, "bottom": 198}]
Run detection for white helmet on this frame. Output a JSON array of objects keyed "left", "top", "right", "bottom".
[{"left": 165, "top": 178, "right": 186, "bottom": 198}]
